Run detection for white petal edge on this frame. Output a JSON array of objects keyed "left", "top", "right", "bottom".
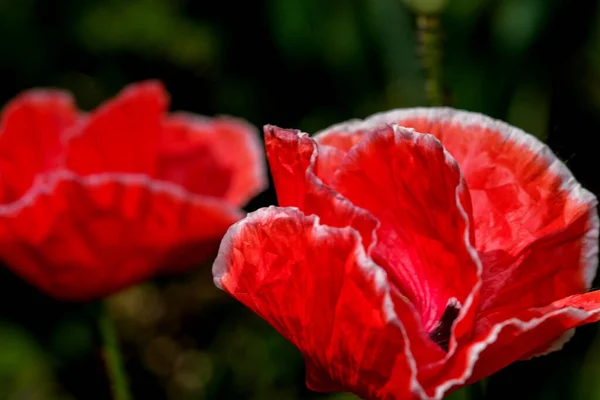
[
  {"left": 0, "top": 168, "right": 244, "bottom": 221},
  {"left": 525, "top": 328, "right": 576, "bottom": 360}
]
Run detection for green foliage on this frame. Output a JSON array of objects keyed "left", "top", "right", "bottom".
[{"left": 0, "top": 323, "right": 72, "bottom": 400}]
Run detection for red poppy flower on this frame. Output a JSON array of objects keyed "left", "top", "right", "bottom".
[
  {"left": 213, "top": 108, "right": 599, "bottom": 399},
  {"left": 0, "top": 81, "right": 267, "bottom": 301}
]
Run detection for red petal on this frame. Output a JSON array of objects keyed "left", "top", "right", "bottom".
[
  {"left": 0, "top": 170, "right": 243, "bottom": 300},
  {"left": 315, "top": 144, "right": 346, "bottom": 186},
  {"left": 314, "top": 130, "right": 366, "bottom": 184},
  {"left": 316, "top": 108, "right": 598, "bottom": 350},
  {"left": 332, "top": 126, "right": 481, "bottom": 350},
  {"left": 391, "top": 109, "right": 597, "bottom": 296},
  {"left": 264, "top": 126, "right": 378, "bottom": 251},
  {"left": 422, "top": 291, "right": 600, "bottom": 398},
  {"left": 475, "top": 210, "right": 595, "bottom": 325},
  {"left": 213, "top": 206, "right": 445, "bottom": 399},
  {"left": 65, "top": 81, "right": 168, "bottom": 176},
  {"left": 158, "top": 114, "right": 267, "bottom": 206},
  {"left": 0, "top": 90, "right": 78, "bottom": 203}
]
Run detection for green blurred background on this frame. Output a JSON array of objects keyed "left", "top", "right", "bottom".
[{"left": 0, "top": 0, "right": 599, "bottom": 399}]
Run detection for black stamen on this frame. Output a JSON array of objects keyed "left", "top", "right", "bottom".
[{"left": 429, "top": 302, "right": 461, "bottom": 351}]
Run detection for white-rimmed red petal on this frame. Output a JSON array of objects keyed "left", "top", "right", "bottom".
[
  {"left": 65, "top": 81, "right": 168, "bottom": 176},
  {"left": 226, "top": 109, "right": 599, "bottom": 399},
  {"left": 0, "top": 90, "right": 78, "bottom": 203},
  {"left": 331, "top": 125, "right": 481, "bottom": 351},
  {"left": 213, "top": 206, "right": 446, "bottom": 400},
  {"left": 0, "top": 169, "right": 243, "bottom": 300},
  {"left": 158, "top": 114, "right": 267, "bottom": 206},
  {"left": 264, "top": 126, "right": 378, "bottom": 251},
  {"left": 423, "top": 291, "right": 600, "bottom": 399},
  {"left": 315, "top": 107, "right": 598, "bottom": 353}
]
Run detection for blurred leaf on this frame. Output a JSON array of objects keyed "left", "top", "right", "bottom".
[
  {"left": 76, "top": 0, "right": 217, "bottom": 69},
  {"left": 402, "top": 0, "right": 448, "bottom": 14},
  {"left": 266, "top": 0, "right": 313, "bottom": 60},
  {"left": 445, "top": 0, "right": 490, "bottom": 23},
  {"left": 0, "top": 323, "right": 70, "bottom": 400},
  {"left": 267, "top": 0, "right": 368, "bottom": 71},
  {"left": 492, "top": 0, "right": 549, "bottom": 55}
]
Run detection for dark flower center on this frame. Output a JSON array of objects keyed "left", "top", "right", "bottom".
[{"left": 428, "top": 301, "right": 461, "bottom": 351}]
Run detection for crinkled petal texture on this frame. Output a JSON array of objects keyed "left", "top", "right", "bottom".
[
  {"left": 0, "top": 81, "right": 267, "bottom": 300},
  {"left": 214, "top": 206, "right": 445, "bottom": 400},
  {"left": 214, "top": 107, "right": 599, "bottom": 400},
  {"left": 316, "top": 108, "right": 598, "bottom": 323}
]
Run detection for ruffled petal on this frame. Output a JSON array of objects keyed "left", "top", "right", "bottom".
[
  {"left": 422, "top": 291, "right": 600, "bottom": 399},
  {"left": 65, "top": 81, "right": 168, "bottom": 176},
  {"left": 332, "top": 125, "right": 481, "bottom": 351},
  {"left": 158, "top": 114, "right": 267, "bottom": 206},
  {"left": 0, "top": 170, "right": 243, "bottom": 300},
  {"left": 213, "top": 206, "right": 445, "bottom": 400},
  {"left": 0, "top": 90, "right": 78, "bottom": 203},
  {"left": 390, "top": 109, "right": 597, "bottom": 285},
  {"left": 315, "top": 108, "right": 598, "bottom": 352},
  {"left": 264, "top": 126, "right": 378, "bottom": 251}
]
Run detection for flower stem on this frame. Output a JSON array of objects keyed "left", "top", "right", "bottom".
[
  {"left": 416, "top": 13, "right": 445, "bottom": 106},
  {"left": 98, "top": 301, "right": 132, "bottom": 400}
]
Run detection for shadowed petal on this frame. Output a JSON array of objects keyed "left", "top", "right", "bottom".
[{"left": 0, "top": 170, "right": 243, "bottom": 300}]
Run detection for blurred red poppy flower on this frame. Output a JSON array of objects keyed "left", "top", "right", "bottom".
[
  {"left": 0, "top": 81, "right": 266, "bottom": 301},
  {"left": 213, "top": 108, "right": 599, "bottom": 399}
]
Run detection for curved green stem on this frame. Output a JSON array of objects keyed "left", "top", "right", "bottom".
[
  {"left": 417, "top": 13, "right": 445, "bottom": 106},
  {"left": 98, "top": 302, "right": 132, "bottom": 400}
]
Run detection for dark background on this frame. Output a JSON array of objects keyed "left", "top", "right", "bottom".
[{"left": 0, "top": 0, "right": 599, "bottom": 399}]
